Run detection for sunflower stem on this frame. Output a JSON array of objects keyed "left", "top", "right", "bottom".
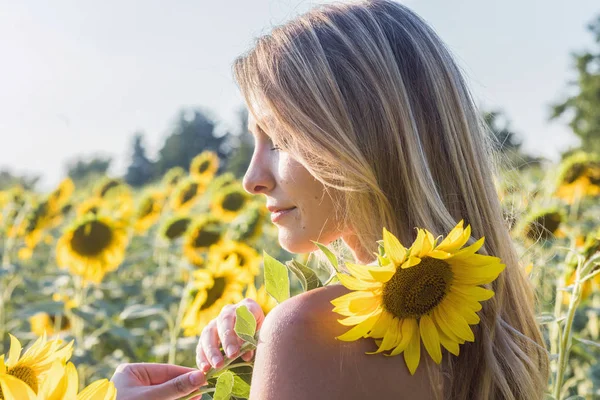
[
  {"left": 552, "top": 255, "right": 595, "bottom": 399},
  {"left": 168, "top": 272, "right": 193, "bottom": 364}
]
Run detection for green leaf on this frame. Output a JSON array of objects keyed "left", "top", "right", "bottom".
[
  {"left": 313, "top": 241, "right": 339, "bottom": 271},
  {"left": 574, "top": 337, "right": 600, "bottom": 349},
  {"left": 119, "top": 304, "right": 165, "bottom": 320},
  {"left": 70, "top": 307, "right": 98, "bottom": 325},
  {"left": 231, "top": 372, "right": 251, "bottom": 398},
  {"left": 213, "top": 370, "right": 234, "bottom": 400},
  {"left": 286, "top": 260, "right": 322, "bottom": 292},
  {"left": 234, "top": 306, "right": 257, "bottom": 346},
  {"left": 263, "top": 251, "right": 290, "bottom": 303}
]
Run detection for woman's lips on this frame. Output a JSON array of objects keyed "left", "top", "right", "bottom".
[{"left": 270, "top": 207, "right": 297, "bottom": 223}]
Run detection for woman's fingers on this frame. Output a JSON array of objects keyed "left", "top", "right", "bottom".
[
  {"left": 200, "top": 320, "right": 224, "bottom": 368},
  {"left": 195, "top": 342, "right": 211, "bottom": 373},
  {"left": 241, "top": 350, "right": 254, "bottom": 362},
  {"left": 217, "top": 304, "right": 240, "bottom": 358}
]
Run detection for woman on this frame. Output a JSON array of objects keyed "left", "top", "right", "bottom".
[{"left": 113, "top": 1, "right": 549, "bottom": 399}]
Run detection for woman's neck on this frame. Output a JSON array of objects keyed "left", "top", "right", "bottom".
[{"left": 341, "top": 232, "right": 375, "bottom": 264}]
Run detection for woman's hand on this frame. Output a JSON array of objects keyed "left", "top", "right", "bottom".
[
  {"left": 196, "top": 298, "right": 265, "bottom": 373},
  {"left": 111, "top": 362, "right": 207, "bottom": 400}
]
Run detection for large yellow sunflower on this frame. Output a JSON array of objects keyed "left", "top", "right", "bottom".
[
  {"left": 134, "top": 191, "right": 164, "bottom": 233},
  {"left": 170, "top": 177, "right": 205, "bottom": 212},
  {"left": 190, "top": 151, "right": 219, "bottom": 183},
  {"left": 209, "top": 241, "right": 261, "bottom": 276},
  {"left": 29, "top": 313, "right": 71, "bottom": 337},
  {"left": 331, "top": 220, "right": 505, "bottom": 374},
  {"left": 181, "top": 257, "right": 252, "bottom": 336},
  {"left": 183, "top": 216, "right": 225, "bottom": 266},
  {"left": 227, "top": 204, "right": 267, "bottom": 242},
  {"left": 162, "top": 167, "right": 186, "bottom": 190},
  {"left": 210, "top": 183, "right": 250, "bottom": 222},
  {"left": 0, "top": 334, "right": 73, "bottom": 397},
  {"left": 47, "top": 178, "right": 75, "bottom": 215},
  {"left": 56, "top": 214, "right": 128, "bottom": 284}
]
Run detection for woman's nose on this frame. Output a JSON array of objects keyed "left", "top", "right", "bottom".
[{"left": 243, "top": 158, "right": 274, "bottom": 195}]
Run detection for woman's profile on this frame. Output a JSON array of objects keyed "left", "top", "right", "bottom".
[{"left": 112, "top": 1, "right": 549, "bottom": 399}]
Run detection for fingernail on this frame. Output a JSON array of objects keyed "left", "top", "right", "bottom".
[
  {"left": 211, "top": 356, "right": 222, "bottom": 367},
  {"left": 226, "top": 345, "right": 237, "bottom": 357},
  {"left": 189, "top": 371, "right": 206, "bottom": 386}
]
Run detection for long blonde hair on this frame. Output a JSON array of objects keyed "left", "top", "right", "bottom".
[{"left": 233, "top": 1, "right": 549, "bottom": 398}]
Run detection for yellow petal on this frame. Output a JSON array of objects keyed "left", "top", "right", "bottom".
[
  {"left": 450, "top": 285, "right": 495, "bottom": 302},
  {"left": 337, "top": 273, "right": 380, "bottom": 291},
  {"left": 77, "top": 379, "right": 116, "bottom": 400},
  {"left": 6, "top": 334, "right": 22, "bottom": 366},
  {"left": 368, "top": 266, "right": 396, "bottom": 282},
  {"left": 336, "top": 312, "right": 380, "bottom": 341},
  {"left": 338, "top": 307, "right": 382, "bottom": 326},
  {"left": 383, "top": 228, "right": 407, "bottom": 266},
  {"left": 368, "top": 310, "right": 393, "bottom": 338},
  {"left": 388, "top": 318, "right": 415, "bottom": 356},
  {"left": 368, "top": 318, "right": 402, "bottom": 354},
  {"left": 0, "top": 374, "right": 38, "bottom": 400},
  {"left": 420, "top": 315, "right": 442, "bottom": 364},
  {"left": 434, "top": 316, "right": 460, "bottom": 356},
  {"left": 404, "top": 319, "right": 421, "bottom": 375},
  {"left": 438, "top": 301, "right": 475, "bottom": 342},
  {"left": 451, "top": 236, "right": 485, "bottom": 258},
  {"left": 452, "top": 263, "right": 506, "bottom": 285},
  {"left": 401, "top": 256, "right": 421, "bottom": 269},
  {"left": 435, "top": 220, "right": 467, "bottom": 252},
  {"left": 345, "top": 262, "right": 376, "bottom": 281}
]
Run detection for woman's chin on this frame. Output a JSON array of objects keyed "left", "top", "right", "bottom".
[{"left": 277, "top": 230, "right": 317, "bottom": 254}]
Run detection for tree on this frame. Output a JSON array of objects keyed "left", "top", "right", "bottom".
[
  {"left": 225, "top": 108, "right": 254, "bottom": 178},
  {"left": 125, "top": 132, "right": 155, "bottom": 187},
  {"left": 155, "top": 109, "right": 229, "bottom": 175},
  {"left": 551, "top": 14, "right": 600, "bottom": 155},
  {"left": 66, "top": 156, "right": 112, "bottom": 184},
  {"left": 0, "top": 169, "right": 39, "bottom": 190}
]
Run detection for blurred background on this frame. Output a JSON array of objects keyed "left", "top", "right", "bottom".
[{"left": 1, "top": 1, "right": 600, "bottom": 399}]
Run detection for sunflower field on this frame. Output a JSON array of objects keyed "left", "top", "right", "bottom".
[{"left": 0, "top": 148, "right": 600, "bottom": 399}]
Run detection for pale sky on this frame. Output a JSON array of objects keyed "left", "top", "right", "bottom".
[{"left": 1, "top": 0, "right": 598, "bottom": 189}]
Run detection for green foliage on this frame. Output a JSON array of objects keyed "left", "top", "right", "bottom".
[
  {"left": 225, "top": 108, "right": 254, "bottom": 178},
  {"left": 0, "top": 169, "right": 39, "bottom": 190},
  {"left": 234, "top": 306, "right": 257, "bottom": 346},
  {"left": 263, "top": 251, "right": 290, "bottom": 303},
  {"left": 551, "top": 15, "right": 600, "bottom": 155}
]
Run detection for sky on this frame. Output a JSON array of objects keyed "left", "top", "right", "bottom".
[{"left": 0, "top": 0, "right": 598, "bottom": 189}]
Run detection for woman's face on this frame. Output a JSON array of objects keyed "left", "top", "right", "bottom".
[{"left": 243, "top": 112, "right": 345, "bottom": 253}]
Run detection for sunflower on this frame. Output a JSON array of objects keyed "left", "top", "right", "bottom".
[
  {"left": 211, "top": 183, "right": 250, "bottom": 222},
  {"left": 159, "top": 215, "right": 192, "bottom": 242},
  {"left": 207, "top": 172, "right": 236, "bottom": 193},
  {"left": 56, "top": 214, "right": 128, "bottom": 284},
  {"left": 37, "top": 361, "right": 117, "bottom": 400},
  {"left": 77, "top": 197, "right": 105, "bottom": 217},
  {"left": 209, "top": 241, "right": 261, "bottom": 276},
  {"left": 555, "top": 152, "right": 600, "bottom": 204},
  {"left": 0, "top": 334, "right": 73, "bottom": 397},
  {"left": 521, "top": 207, "right": 566, "bottom": 242},
  {"left": 227, "top": 204, "right": 266, "bottom": 242},
  {"left": 19, "top": 199, "right": 52, "bottom": 248},
  {"left": 134, "top": 191, "right": 164, "bottom": 233},
  {"left": 29, "top": 312, "right": 71, "bottom": 337},
  {"left": 246, "top": 282, "right": 277, "bottom": 315},
  {"left": 190, "top": 151, "right": 219, "bottom": 183},
  {"left": 163, "top": 167, "right": 186, "bottom": 190},
  {"left": 181, "top": 257, "right": 252, "bottom": 336},
  {"left": 183, "top": 216, "right": 225, "bottom": 266},
  {"left": 47, "top": 178, "right": 75, "bottom": 214},
  {"left": 331, "top": 220, "right": 505, "bottom": 375},
  {"left": 170, "top": 177, "right": 205, "bottom": 212}
]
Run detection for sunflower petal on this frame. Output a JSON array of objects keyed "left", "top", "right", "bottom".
[
  {"left": 336, "top": 312, "right": 380, "bottom": 341},
  {"left": 367, "top": 318, "right": 402, "bottom": 354},
  {"left": 337, "top": 273, "right": 380, "bottom": 291},
  {"left": 0, "top": 374, "right": 37, "bottom": 400},
  {"left": 404, "top": 319, "right": 421, "bottom": 375},
  {"left": 6, "top": 334, "right": 22, "bottom": 366},
  {"left": 345, "top": 262, "right": 376, "bottom": 281},
  {"left": 383, "top": 228, "right": 407, "bottom": 266},
  {"left": 388, "top": 318, "right": 415, "bottom": 356},
  {"left": 420, "top": 315, "right": 442, "bottom": 364}
]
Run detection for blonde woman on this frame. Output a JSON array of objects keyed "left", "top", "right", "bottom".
[{"left": 113, "top": 1, "right": 549, "bottom": 399}]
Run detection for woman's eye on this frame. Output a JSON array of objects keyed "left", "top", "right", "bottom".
[{"left": 270, "top": 145, "right": 281, "bottom": 151}]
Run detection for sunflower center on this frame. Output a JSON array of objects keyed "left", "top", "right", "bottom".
[
  {"left": 526, "top": 212, "right": 562, "bottom": 240},
  {"left": 180, "top": 183, "right": 199, "bottom": 205},
  {"left": 7, "top": 365, "right": 39, "bottom": 394},
  {"left": 165, "top": 219, "right": 191, "bottom": 239},
  {"left": 70, "top": 220, "right": 113, "bottom": 256},
  {"left": 192, "top": 225, "right": 221, "bottom": 248},
  {"left": 382, "top": 257, "right": 453, "bottom": 319},
  {"left": 222, "top": 192, "right": 245, "bottom": 212},
  {"left": 200, "top": 277, "right": 227, "bottom": 310},
  {"left": 198, "top": 160, "right": 211, "bottom": 173},
  {"left": 49, "top": 314, "right": 71, "bottom": 330}
]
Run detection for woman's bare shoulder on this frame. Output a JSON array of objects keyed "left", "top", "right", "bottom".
[{"left": 249, "top": 285, "right": 437, "bottom": 400}]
